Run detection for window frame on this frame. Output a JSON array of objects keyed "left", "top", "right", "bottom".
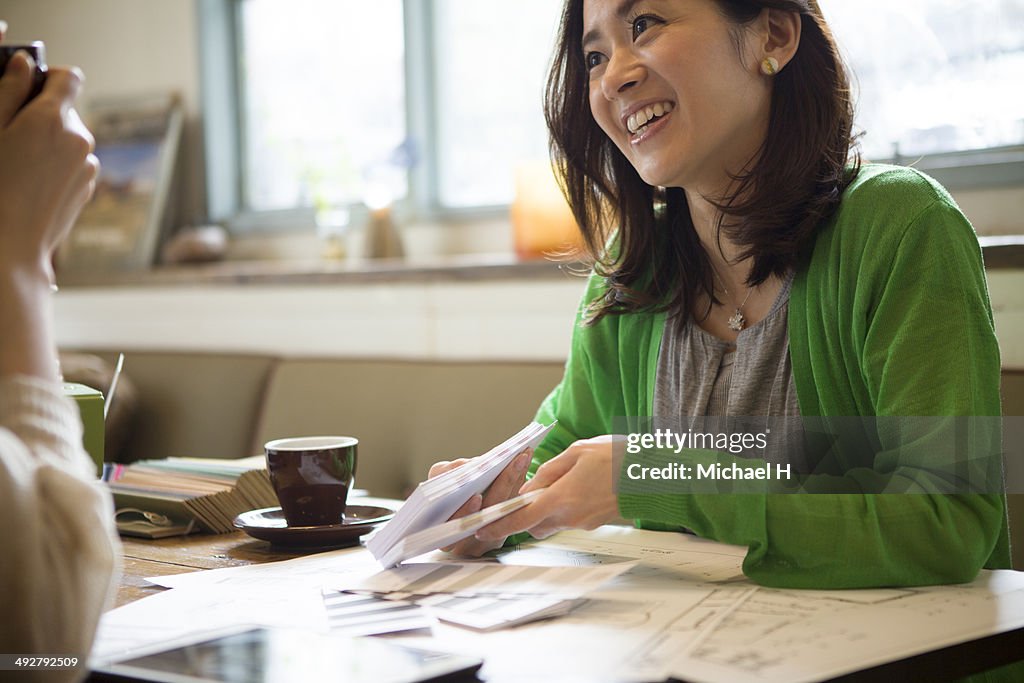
[{"left": 198, "top": 0, "right": 1024, "bottom": 234}]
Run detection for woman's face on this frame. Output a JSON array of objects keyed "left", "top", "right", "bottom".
[{"left": 582, "top": 0, "right": 773, "bottom": 195}]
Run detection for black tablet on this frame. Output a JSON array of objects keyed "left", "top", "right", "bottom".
[{"left": 90, "top": 628, "right": 482, "bottom": 683}]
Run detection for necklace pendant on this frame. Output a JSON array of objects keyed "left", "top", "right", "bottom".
[{"left": 727, "top": 309, "right": 746, "bottom": 332}]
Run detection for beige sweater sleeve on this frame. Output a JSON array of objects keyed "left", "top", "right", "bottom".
[{"left": 0, "top": 376, "right": 120, "bottom": 683}]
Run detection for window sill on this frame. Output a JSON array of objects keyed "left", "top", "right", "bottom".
[
  {"left": 56, "top": 233, "right": 1024, "bottom": 291},
  {"left": 892, "top": 145, "right": 1024, "bottom": 191},
  {"left": 56, "top": 253, "right": 588, "bottom": 290},
  {"left": 980, "top": 235, "right": 1024, "bottom": 270}
]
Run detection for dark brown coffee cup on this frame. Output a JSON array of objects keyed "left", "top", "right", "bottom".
[{"left": 265, "top": 436, "right": 358, "bottom": 527}]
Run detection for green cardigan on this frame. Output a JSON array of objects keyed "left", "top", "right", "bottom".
[{"left": 531, "top": 164, "right": 1011, "bottom": 589}]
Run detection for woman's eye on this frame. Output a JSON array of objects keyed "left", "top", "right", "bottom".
[
  {"left": 631, "top": 14, "right": 660, "bottom": 41},
  {"left": 585, "top": 52, "right": 605, "bottom": 71}
]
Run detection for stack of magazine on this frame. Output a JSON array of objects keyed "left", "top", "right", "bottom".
[
  {"left": 368, "top": 421, "right": 554, "bottom": 567},
  {"left": 108, "top": 455, "right": 277, "bottom": 534}
]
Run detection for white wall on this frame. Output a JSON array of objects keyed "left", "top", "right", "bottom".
[
  {"left": 53, "top": 278, "right": 590, "bottom": 362},
  {"left": 956, "top": 187, "right": 1024, "bottom": 236},
  {"left": 51, "top": 271, "right": 1024, "bottom": 367}
]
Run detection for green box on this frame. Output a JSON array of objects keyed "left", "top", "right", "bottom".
[{"left": 64, "top": 383, "right": 105, "bottom": 476}]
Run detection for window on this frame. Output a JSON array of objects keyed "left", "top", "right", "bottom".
[
  {"left": 820, "top": 0, "right": 1024, "bottom": 161},
  {"left": 202, "top": 0, "right": 560, "bottom": 225},
  {"left": 431, "top": 0, "right": 562, "bottom": 208},
  {"left": 201, "top": 0, "right": 1023, "bottom": 227},
  {"left": 238, "top": 0, "right": 406, "bottom": 212}
]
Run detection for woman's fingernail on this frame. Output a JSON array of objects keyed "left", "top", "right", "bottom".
[{"left": 16, "top": 50, "right": 34, "bottom": 71}]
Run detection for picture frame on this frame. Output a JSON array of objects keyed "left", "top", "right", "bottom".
[{"left": 57, "top": 93, "right": 183, "bottom": 274}]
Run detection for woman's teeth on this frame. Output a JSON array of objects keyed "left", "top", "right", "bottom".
[{"left": 627, "top": 102, "right": 674, "bottom": 135}]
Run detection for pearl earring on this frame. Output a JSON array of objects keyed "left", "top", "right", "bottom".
[{"left": 760, "top": 56, "right": 780, "bottom": 76}]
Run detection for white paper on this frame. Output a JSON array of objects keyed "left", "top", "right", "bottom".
[
  {"left": 91, "top": 578, "right": 327, "bottom": 666},
  {"left": 322, "top": 591, "right": 434, "bottom": 636},
  {"left": 499, "top": 525, "right": 749, "bottom": 592},
  {"left": 486, "top": 530, "right": 1024, "bottom": 683},
  {"left": 148, "top": 543, "right": 380, "bottom": 590},
  {"left": 416, "top": 594, "right": 582, "bottom": 631},
  {"left": 102, "top": 524, "right": 1024, "bottom": 683},
  {"left": 342, "top": 560, "right": 635, "bottom": 600},
  {"left": 378, "top": 489, "right": 543, "bottom": 568},
  {"left": 393, "top": 594, "right": 712, "bottom": 683},
  {"left": 653, "top": 570, "right": 1024, "bottom": 683}
]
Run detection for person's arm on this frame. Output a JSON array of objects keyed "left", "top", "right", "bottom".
[
  {"left": 0, "top": 42, "right": 119, "bottom": 675},
  {"left": 0, "top": 379, "right": 120, "bottom": 670},
  {"left": 531, "top": 272, "right": 623, "bottom": 466}
]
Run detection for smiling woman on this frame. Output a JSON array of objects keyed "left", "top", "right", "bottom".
[
  {"left": 582, "top": 0, "right": 780, "bottom": 195},
  {"left": 553, "top": 0, "right": 856, "bottom": 324},
  {"left": 421, "top": 2, "right": 1014, "bottom": 630}
]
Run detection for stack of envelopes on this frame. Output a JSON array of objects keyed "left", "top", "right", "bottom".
[{"left": 367, "top": 421, "right": 554, "bottom": 567}]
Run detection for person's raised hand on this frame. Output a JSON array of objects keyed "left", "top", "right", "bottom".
[
  {"left": 425, "top": 448, "right": 533, "bottom": 557},
  {"left": 0, "top": 51, "right": 98, "bottom": 281},
  {"left": 474, "top": 435, "right": 623, "bottom": 543}
]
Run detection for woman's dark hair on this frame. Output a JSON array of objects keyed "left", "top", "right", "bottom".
[{"left": 545, "top": 0, "right": 860, "bottom": 324}]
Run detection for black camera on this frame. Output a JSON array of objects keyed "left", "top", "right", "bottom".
[{"left": 0, "top": 41, "right": 49, "bottom": 103}]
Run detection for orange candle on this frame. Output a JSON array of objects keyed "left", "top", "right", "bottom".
[{"left": 510, "top": 162, "right": 583, "bottom": 259}]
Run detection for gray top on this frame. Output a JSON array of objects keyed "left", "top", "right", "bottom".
[
  {"left": 653, "top": 273, "right": 800, "bottom": 419},
  {"left": 652, "top": 273, "right": 807, "bottom": 474}
]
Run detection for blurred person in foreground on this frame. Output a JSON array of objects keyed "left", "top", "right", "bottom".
[{"left": 0, "top": 22, "right": 119, "bottom": 683}]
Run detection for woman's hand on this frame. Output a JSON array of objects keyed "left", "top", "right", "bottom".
[
  {"left": 0, "top": 50, "right": 99, "bottom": 280},
  {"left": 475, "top": 435, "right": 623, "bottom": 543},
  {"left": 426, "top": 448, "right": 533, "bottom": 557}
]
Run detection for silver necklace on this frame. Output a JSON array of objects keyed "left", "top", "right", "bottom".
[{"left": 713, "top": 270, "right": 754, "bottom": 332}]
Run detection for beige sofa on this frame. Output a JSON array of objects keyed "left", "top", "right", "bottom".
[
  {"left": 72, "top": 350, "right": 1024, "bottom": 569},
  {"left": 85, "top": 351, "right": 564, "bottom": 499}
]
